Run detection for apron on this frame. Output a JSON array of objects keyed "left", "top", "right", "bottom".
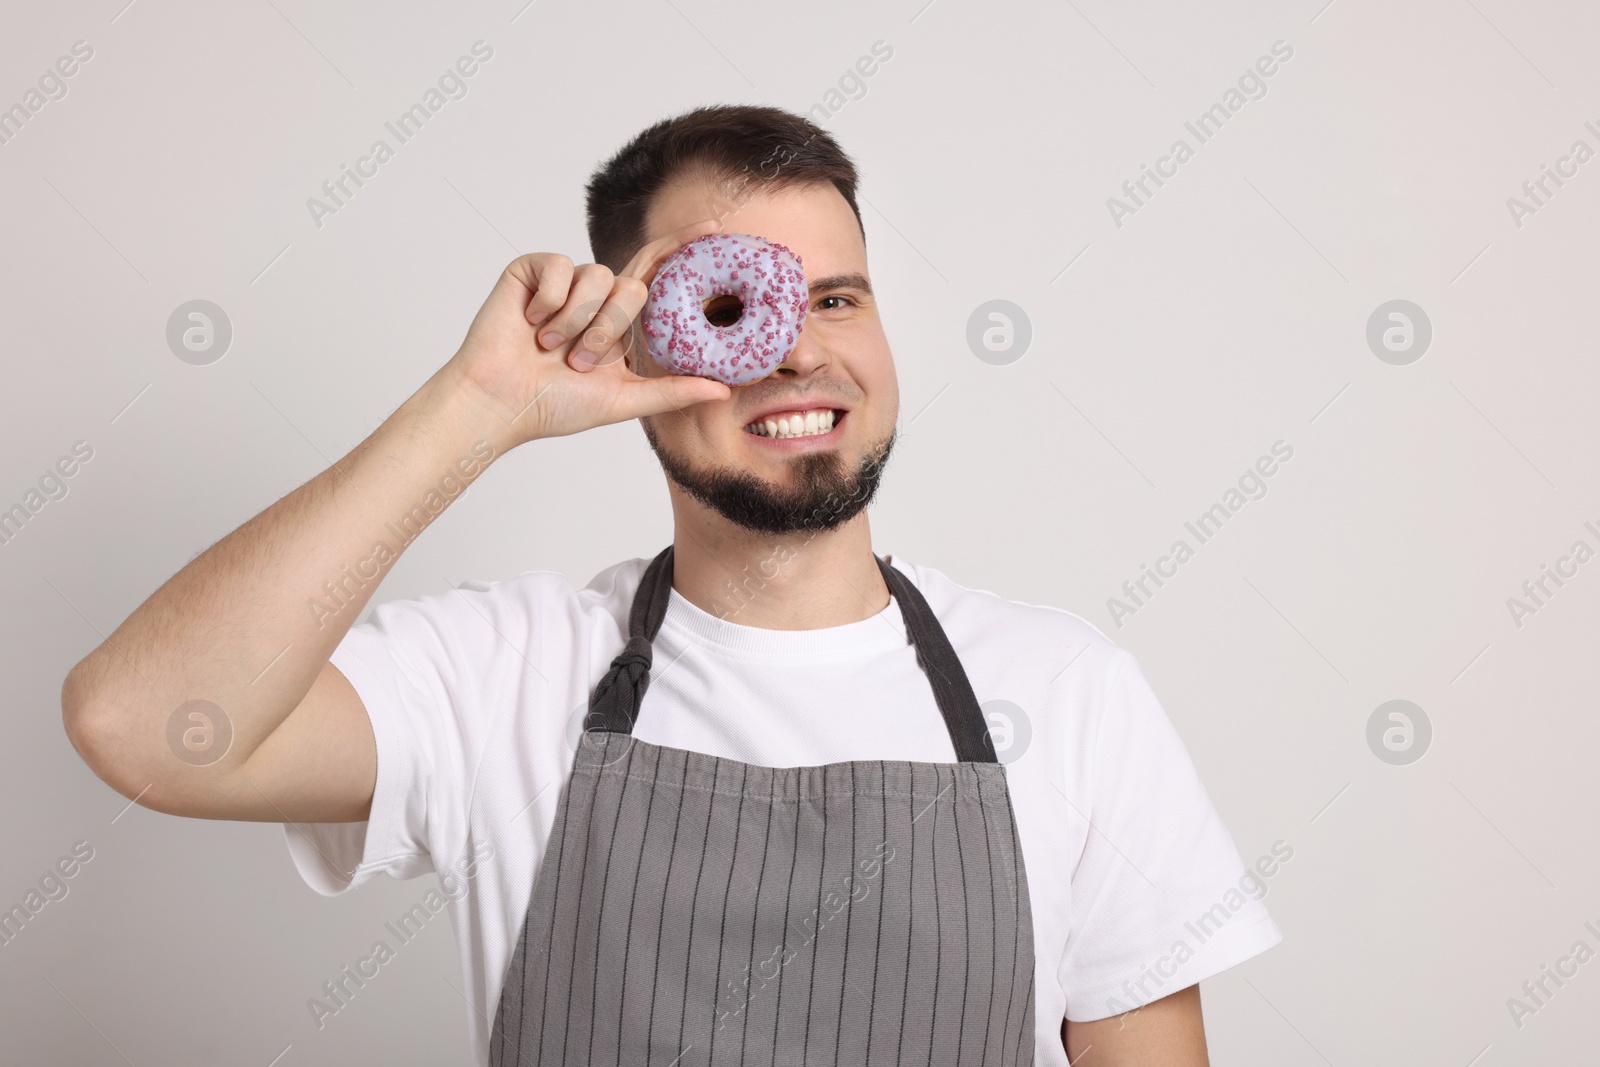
[{"left": 489, "top": 545, "right": 1037, "bottom": 1065}]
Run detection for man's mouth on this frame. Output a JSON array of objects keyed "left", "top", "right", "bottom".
[{"left": 742, "top": 408, "right": 844, "bottom": 440}]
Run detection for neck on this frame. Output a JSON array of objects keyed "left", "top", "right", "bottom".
[{"left": 669, "top": 505, "right": 890, "bottom": 631}]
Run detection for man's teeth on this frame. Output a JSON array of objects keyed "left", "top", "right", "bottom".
[{"left": 743, "top": 408, "right": 837, "bottom": 438}]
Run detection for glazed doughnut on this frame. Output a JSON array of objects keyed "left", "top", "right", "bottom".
[{"left": 641, "top": 233, "right": 808, "bottom": 386}]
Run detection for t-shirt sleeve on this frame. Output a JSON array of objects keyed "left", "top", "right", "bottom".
[
  {"left": 1059, "top": 649, "right": 1284, "bottom": 1018},
  {"left": 281, "top": 590, "right": 475, "bottom": 897}
]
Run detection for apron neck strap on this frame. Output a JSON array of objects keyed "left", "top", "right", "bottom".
[{"left": 587, "top": 544, "right": 998, "bottom": 764}]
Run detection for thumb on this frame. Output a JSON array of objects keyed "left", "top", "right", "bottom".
[{"left": 613, "top": 373, "right": 732, "bottom": 422}]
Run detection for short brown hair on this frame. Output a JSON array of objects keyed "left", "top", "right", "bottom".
[{"left": 584, "top": 104, "right": 864, "bottom": 273}]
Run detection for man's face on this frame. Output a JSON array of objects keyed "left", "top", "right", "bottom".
[{"left": 630, "top": 176, "right": 899, "bottom": 536}]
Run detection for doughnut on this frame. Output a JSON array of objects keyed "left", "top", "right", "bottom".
[{"left": 641, "top": 233, "right": 808, "bottom": 386}]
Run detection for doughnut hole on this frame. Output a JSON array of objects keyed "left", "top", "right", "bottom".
[{"left": 702, "top": 293, "right": 744, "bottom": 328}]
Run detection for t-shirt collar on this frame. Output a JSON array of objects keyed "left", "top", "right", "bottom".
[{"left": 660, "top": 556, "right": 911, "bottom": 661}]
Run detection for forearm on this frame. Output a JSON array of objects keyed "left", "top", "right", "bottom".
[{"left": 62, "top": 364, "right": 505, "bottom": 780}]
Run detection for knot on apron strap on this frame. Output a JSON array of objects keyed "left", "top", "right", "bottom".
[{"left": 586, "top": 634, "right": 654, "bottom": 733}]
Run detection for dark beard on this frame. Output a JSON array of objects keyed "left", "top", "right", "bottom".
[{"left": 642, "top": 420, "right": 897, "bottom": 535}]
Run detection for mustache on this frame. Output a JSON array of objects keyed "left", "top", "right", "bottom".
[{"left": 740, "top": 377, "right": 864, "bottom": 411}]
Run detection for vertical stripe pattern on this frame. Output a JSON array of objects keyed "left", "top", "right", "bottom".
[{"left": 489, "top": 732, "right": 1037, "bottom": 1066}]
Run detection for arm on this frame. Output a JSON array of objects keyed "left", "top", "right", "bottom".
[
  {"left": 1063, "top": 984, "right": 1209, "bottom": 1066},
  {"left": 59, "top": 366, "right": 501, "bottom": 824},
  {"left": 60, "top": 223, "right": 731, "bottom": 825}
]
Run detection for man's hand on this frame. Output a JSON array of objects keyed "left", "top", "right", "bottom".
[
  {"left": 1063, "top": 984, "right": 1209, "bottom": 1066},
  {"left": 60, "top": 222, "right": 736, "bottom": 825},
  {"left": 445, "top": 217, "right": 733, "bottom": 448}
]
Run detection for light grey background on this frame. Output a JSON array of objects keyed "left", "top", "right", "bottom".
[{"left": 3, "top": 0, "right": 1596, "bottom": 1063}]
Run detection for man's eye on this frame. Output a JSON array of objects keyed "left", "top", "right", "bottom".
[{"left": 817, "top": 295, "right": 853, "bottom": 311}]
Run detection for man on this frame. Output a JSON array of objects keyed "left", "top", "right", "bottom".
[{"left": 62, "top": 104, "right": 1281, "bottom": 1065}]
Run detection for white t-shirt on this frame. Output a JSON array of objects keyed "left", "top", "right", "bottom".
[{"left": 283, "top": 553, "right": 1282, "bottom": 1065}]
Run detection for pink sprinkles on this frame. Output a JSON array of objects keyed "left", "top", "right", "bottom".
[{"left": 642, "top": 233, "right": 808, "bottom": 386}]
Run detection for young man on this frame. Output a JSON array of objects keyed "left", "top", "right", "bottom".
[{"left": 63, "top": 105, "right": 1281, "bottom": 1065}]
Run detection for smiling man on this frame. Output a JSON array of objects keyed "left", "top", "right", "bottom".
[{"left": 63, "top": 105, "right": 1280, "bottom": 1066}]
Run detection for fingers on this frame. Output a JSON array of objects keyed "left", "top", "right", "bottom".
[
  {"left": 504, "top": 218, "right": 720, "bottom": 343},
  {"left": 501, "top": 230, "right": 722, "bottom": 378},
  {"left": 511, "top": 253, "right": 574, "bottom": 326},
  {"left": 571, "top": 220, "right": 721, "bottom": 376},
  {"left": 620, "top": 217, "right": 724, "bottom": 284},
  {"left": 568, "top": 275, "right": 648, "bottom": 371},
  {"left": 535, "top": 263, "right": 617, "bottom": 351}
]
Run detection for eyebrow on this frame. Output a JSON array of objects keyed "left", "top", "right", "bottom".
[{"left": 808, "top": 272, "right": 873, "bottom": 297}]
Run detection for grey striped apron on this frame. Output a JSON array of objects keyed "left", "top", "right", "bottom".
[{"left": 490, "top": 545, "right": 1036, "bottom": 1065}]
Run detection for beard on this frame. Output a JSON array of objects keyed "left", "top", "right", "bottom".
[{"left": 642, "top": 419, "right": 897, "bottom": 535}]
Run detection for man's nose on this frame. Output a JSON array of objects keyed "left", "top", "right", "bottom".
[{"left": 773, "top": 318, "right": 828, "bottom": 376}]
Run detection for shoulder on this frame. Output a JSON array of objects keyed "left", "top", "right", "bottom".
[
  {"left": 449, "top": 557, "right": 644, "bottom": 607},
  {"left": 885, "top": 553, "right": 1129, "bottom": 682},
  {"left": 477, "top": 556, "right": 647, "bottom": 631},
  {"left": 352, "top": 558, "right": 646, "bottom": 656}
]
